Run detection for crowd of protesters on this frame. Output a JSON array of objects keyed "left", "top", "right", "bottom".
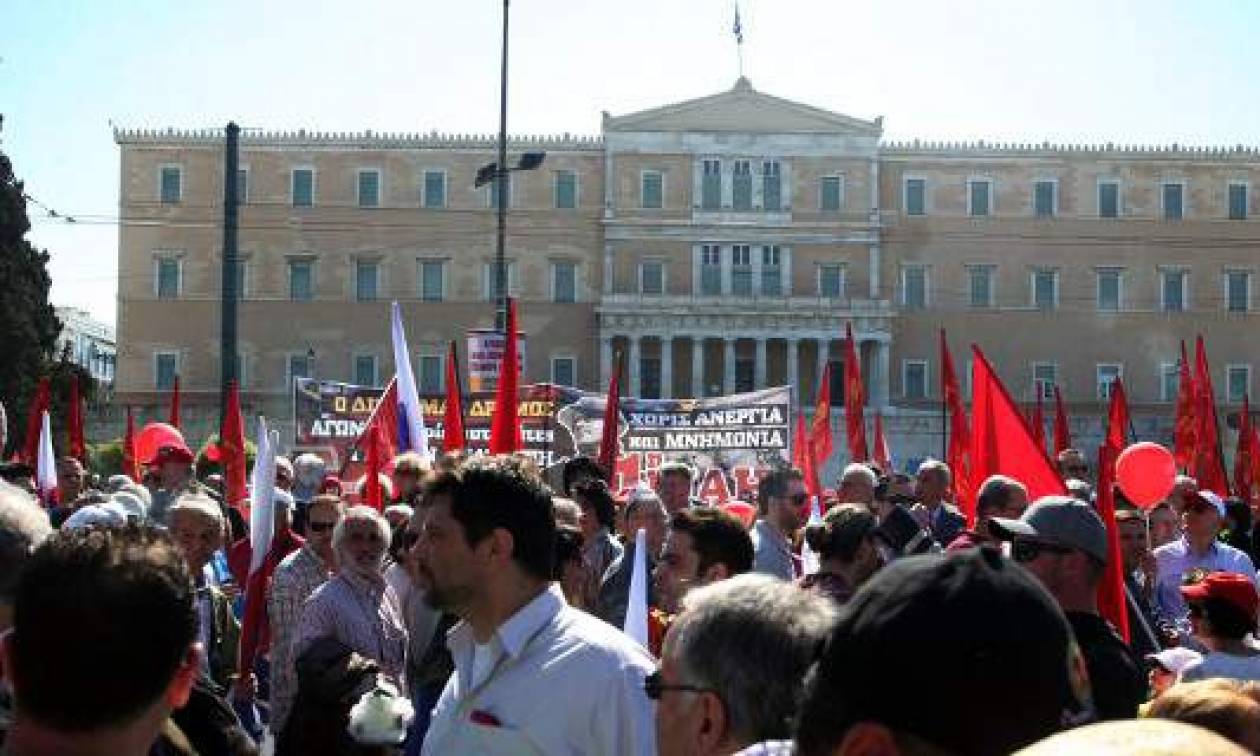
[{"left": 4, "top": 433, "right": 1260, "bottom": 755}]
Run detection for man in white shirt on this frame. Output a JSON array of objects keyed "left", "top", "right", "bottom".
[
  {"left": 415, "top": 455, "right": 656, "bottom": 755},
  {"left": 1153, "top": 491, "right": 1258, "bottom": 625},
  {"left": 750, "top": 467, "right": 805, "bottom": 581}
]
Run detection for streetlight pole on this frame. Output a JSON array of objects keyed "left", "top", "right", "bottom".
[{"left": 495, "top": 0, "right": 510, "bottom": 333}]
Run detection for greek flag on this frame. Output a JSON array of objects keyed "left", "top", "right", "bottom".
[{"left": 733, "top": 5, "right": 743, "bottom": 44}]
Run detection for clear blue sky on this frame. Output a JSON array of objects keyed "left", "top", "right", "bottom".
[{"left": 4, "top": 0, "right": 1258, "bottom": 327}]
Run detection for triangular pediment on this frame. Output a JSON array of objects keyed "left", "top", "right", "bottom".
[{"left": 604, "top": 78, "right": 882, "bottom": 136}]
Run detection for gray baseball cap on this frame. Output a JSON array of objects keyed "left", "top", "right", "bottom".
[{"left": 989, "top": 496, "right": 1109, "bottom": 564}]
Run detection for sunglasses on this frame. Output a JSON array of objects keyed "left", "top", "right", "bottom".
[
  {"left": 1012, "top": 539, "right": 1075, "bottom": 563},
  {"left": 643, "top": 670, "right": 712, "bottom": 701},
  {"left": 308, "top": 520, "right": 338, "bottom": 533},
  {"left": 788, "top": 493, "right": 809, "bottom": 505}
]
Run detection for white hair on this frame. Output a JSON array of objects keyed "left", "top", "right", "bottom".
[
  {"left": 917, "top": 458, "right": 952, "bottom": 483},
  {"left": 841, "top": 463, "right": 878, "bottom": 489},
  {"left": 332, "top": 505, "right": 392, "bottom": 555}
]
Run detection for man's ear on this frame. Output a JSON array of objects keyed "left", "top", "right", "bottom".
[
  {"left": 163, "top": 645, "right": 201, "bottom": 710},
  {"left": 837, "top": 721, "right": 901, "bottom": 756},
  {"left": 695, "top": 690, "right": 728, "bottom": 753},
  {"left": 486, "top": 528, "right": 516, "bottom": 567}
]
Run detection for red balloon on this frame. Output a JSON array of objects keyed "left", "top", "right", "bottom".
[
  {"left": 721, "top": 501, "right": 757, "bottom": 529},
  {"left": 1115, "top": 442, "right": 1176, "bottom": 510},
  {"left": 135, "top": 422, "right": 190, "bottom": 466}
]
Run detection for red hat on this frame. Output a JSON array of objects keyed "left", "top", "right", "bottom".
[
  {"left": 1180, "top": 571, "right": 1260, "bottom": 618},
  {"left": 151, "top": 443, "right": 194, "bottom": 465}
]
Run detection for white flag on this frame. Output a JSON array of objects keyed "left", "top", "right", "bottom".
[
  {"left": 35, "top": 410, "right": 57, "bottom": 502},
  {"left": 800, "top": 496, "right": 824, "bottom": 576},
  {"left": 623, "top": 528, "right": 650, "bottom": 649},
  {"left": 391, "top": 301, "right": 431, "bottom": 461},
  {"left": 248, "top": 417, "right": 279, "bottom": 576}
]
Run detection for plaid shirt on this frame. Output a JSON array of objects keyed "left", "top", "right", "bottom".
[
  {"left": 295, "top": 570, "right": 408, "bottom": 679},
  {"left": 267, "top": 544, "right": 330, "bottom": 734}
]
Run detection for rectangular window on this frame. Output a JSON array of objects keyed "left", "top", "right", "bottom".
[
  {"left": 356, "top": 261, "right": 379, "bottom": 301},
  {"left": 419, "top": 355, "right": 443, "bottom": 394},
  {"left": 160, "top": 166, "right": 182, "bottom": 204},
  {"left": 1097, "top": 364, "right": 1122, "bottom": 400},
  {"left": 641, "top": 171, "right": 663, "bottom": 209},
  {"left": 1227, "top": 271, "right": 1251, "bottom": 312},
  {"left": 1228, "top": 365, "right": 1252, "bottom": 403},
  {"left": 292, "top": 169, "right": 314, "bottom": 207},
  {"left": 554, "top": 170, "right": 577, "bottom": 209},
  {"left": 235, "top": 259, "right": 249, "bottom": 299},
  {"left": 354, "top": 355, "right": 378, "bottom": 387},
  {"left": 735, "top": 359, "right": 755, "bottom": 393},
  {"left": 156, "top": 258, "right": 180, "bottom": 299},
  {"left": 358, "top": 170, "right": 380, "bottom": 207},
  {"left": 641, "top": 261, "right": 664, "bottom": 295},
  {"left": 1032, "top": 270, "right": 1058, "bottom": 310},
  {"left": 701, "top": 160, "right": 721, "bottom": 210},
  {"left": 1032, "top": 363, "right": 1057, "bottom": 401},
  {"left": 731, "top": 245, "right": 753, "bottom": 296},
  {"left": 1098, "top": 181, "right": 1119, "bottom": 218},
  {"left": 155, "top": 353, "right": 178, "bottom": 390},
  {"left": 552, "top": 261, "right": 577, "bottom": 303},
  {"left": 287, "top": 354, "right": 311, "bottom": 388},
  {"left": 552, "top": 357, "right": 576, "bottom": 388},
  {"left": 968, "top": 179, "right": 991, "bottom": 217},
  {"left": 420, "top": 260, "right": 444, "bottom": 302},
  {"left": 1160, "top": 363, "right": 1180, "bottom": 403},
  {"left": 762, "top": 161, "right": 782, "bottom": 212},
  {"left": 289, "top": 260, "right": 313, "bottom": 301},
  {"left": 1097, "top": 269, "right": 1121, "bottom": 312},
  {"left": 1034, "top": 180, "right": 1056, "bottom": 218},
  {"left": 968, "top": 266, "right": 994, "bottom": 308},
  {"left": 903, "top": 361, "right": 928, "bottom": 400},
  {"left": 701, "top": 245, "right": 722, "bottom": 295},
  {"left": 905, "top": 178, "right": 926, "bottom": 216},
  {"left": 820, "top": 176, "right": 842, "bottom": 212},
  {"left": 484, "top": 262, "right": 518, "bottom": 300},
  {"left": 732, "top": 161, "right": 752, "bottom": 211},
  {"left": 829, "top": 358, "right": 846, "bottom": 403},
  {"left": 641, "top": 357, "right": 662, "bottom": 399},
  {"left": 761, "top": 246, "right": 782, "bottom": 296},
  {"left": 490, "top": 176, "right": 510, "bottom": 209},
  {"left": 1162, "top": 270, "right": 1187, "bottom": 312},
  {"left": 423, "top": 171, "right": 446, "bottom": 208},
  {"left": 236, "top": 168, "right": 249, "bottom": 204},
  {"left": 1162, "top": 182, "right": 1184, "bottom": 220},
  {"left": 1230, "top": 183, "right": 1248, "bottom": 220},
  {"left": 819, "top": 264, "right": 844, "bottom": 298},
  {"left": 903, "top": 266, "right": 927, "bottom": 309}
]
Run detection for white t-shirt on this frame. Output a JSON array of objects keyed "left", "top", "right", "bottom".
[{"left": 1179, "top": 651, "right": 1260, "bottom": 683}]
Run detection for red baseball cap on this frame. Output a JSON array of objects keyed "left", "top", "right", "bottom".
[
  {"left": 1180, "top": 571, "right": 1260, "bottom": 618},
  {"left": 150, "top": 443, "right": 194, "bottom": 466}
]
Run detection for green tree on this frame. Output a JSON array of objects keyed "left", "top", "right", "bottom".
[{"left": 0, "top": 115, "right": 65, "bottom": 456}]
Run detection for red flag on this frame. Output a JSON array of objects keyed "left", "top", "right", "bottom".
[
  {"left": 68, "top": 374, "right": 86, "bottom": 463},
  {"left": 598, "top": 351, "right": 622, "bottom": 482},
  {"left": 872, "top": 412, "right": 891, "bottom": 472},
  {"left": 220, "top": 380, "right": 248, "bottom": 508},
  {"left": 843, "top": 323, "right": 868, "bottom": 462},
  {"left": 811, "top": 363, "right": 834, "bottom": 464},
  {"left": 1094, "top": 444, "right": 1131, "bottom": 643},
  {"left": 489, "top": 298, "right": 522, "bottom": 454},
  {"left": 1234, "top": 394, "right": 1254, "bottom": 503},
  {"left": 1250, "top": 416, "right": 1260, "bottom": 507},
  {"left": 22, "top": 377, "right": 50, "bottom": 465},
  {"left": 1174, "top": 340, "right": 1197, "bottom": 471},
  {"left": 363, "top": 421, "right": 386, "bottom": 510},
  {"left": 1194, "top": 336, "right": 1229, "bottom": 496},
  {"left": 168, "top": 374, "right": 181, "bottom": 429},
  {"left": 122, "top": 407, "right": 140, "bottom": 481},
  {"left": 793, "top": 411, "right": 822, "bottom": 498},
  {"left": 1104, "top": 377, "right": 1130, "bottom": 459},
  {"left": 443, "top": 341, "right": 465, "bottom": 453},
  {"left": 1030, "top": 392, "right": 1046, "bottom": 453},
  {"left": 970, "top": 346, "right": 1068, "bottom": 509},
  {"left": 1053, "top": 385, "right": 1071, "bottom": 456},
  {"left": 941, "top": 331, "right": 973, "bottom": 521}
]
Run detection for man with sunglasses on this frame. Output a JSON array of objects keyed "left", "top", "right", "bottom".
[
  {"left": 267, "top": 493, "right": 343, "bottom": 738},
  {"left": 751, "top": 467, "right": 806, "bottom": 581},
  {"left": 990, "top": 495, "right": 1144, "bottom": 720},
  {"left": 1056, "top": 448, "right": 1092, "bottom": 484}
]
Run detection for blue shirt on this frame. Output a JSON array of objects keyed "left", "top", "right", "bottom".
[{"left": 1153, "top": 537, "right": 1258, "bottom": 622}]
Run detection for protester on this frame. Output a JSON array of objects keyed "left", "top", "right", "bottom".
[
  {"left": 1220, "top": 497, "right": 1255, "bottom": 562},
  {"left": 908, "top": 459, "right": 964, "bottom": 545},
  {"left": 167, "top": 494, "right": 240, "bottom": 694},
  {"left": 1013, "top": 719, "right": 1248, "bottom": 756},
  {"left": 750, "top": 466, "right": 806, "bottom": 580},
  {"left": 658, "top": 460, "right": 700, "bottom": 514},
  {"left": 1115, "top": 508, "right": 1167, "bottom": 657},
  {"left": 655, "top": 574, "right": 836, "bottom": 756},
  {"left": 1149, "top": 501, "right": 1179, "bottom": 549},
  {"left": 0, "top": 483, "right": 51, "bottom": 633},
  {"left": 267, "top": 493, "right": 342, "bottom": 738},
  {"left": 1167, "top": 474, "right": 1199, "bottom": 515},
  {"left": 835, "top": 463, "right": 877, "bottom": 508},
  {"left": 415, "top": 455, "right": 656, "bottom": 755},
  {"left": 392, "top": 451, "right": 431, "bottom": 505},
  {"left": 1056, "top": 447, "right": 1091, "bottom": 482},
  {"left": 554, "top": 524, "right": 589, "bottom": 607},
  {"left": 55, "top": 456, "right": 88, "bottom": 506},
  {"left": 561, "top": 455, "right": 606, "bottom": 497},
  {"left": 2, "top": 526, "right": 201, "bottom": 756},
  {"left": 399, "top": 492, "right": 454, "bottom": 750},
  {"left": 227, "top": 488, "right": 302, "bottom": 586},
  {"left": 1177, "top": 572, "right": 1260, "bottom": 682},
  {"left": 1143, "top": 678, "right": 1260, "bottom": 753},
  {"left": 595, "top": 486, "right": 667, "bottom": 628},
  {"left": 573, "top": 478, "right": 623, "bottom": 604},
  {"left": 147, "top": 442, "right": 200, "bottom": 524},
  {"left": 1153, "top": 491, "right": 1257, "bottom": 627},
  {"left": 990, "top": 496, "right": 1145, "bottom": 720},
  {"left": 551, "top": 496, "right": 583, "bottom": 529},
  {"left": 799, "top": 504, "right": 883, "bottom": 604},
  {"left": 795, "top": 548, "right": 1088, "bottom": 756},
  {"left": 947, "top": 474, "right": 1028, "bottom": 551},
  {"left": 384, "top": 502, "right": 414, "bottom": 531}
]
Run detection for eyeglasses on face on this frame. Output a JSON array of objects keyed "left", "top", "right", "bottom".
[
  {"left": 643, "top": 670, "right": 713, "bottom": 701},
  {"left": 1011, "top": 539, "right": 1075, "bottom": 563}
]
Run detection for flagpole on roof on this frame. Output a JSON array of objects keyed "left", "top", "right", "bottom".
[{"left": 733, "top": 2, "right": 744, "bottom": 79}]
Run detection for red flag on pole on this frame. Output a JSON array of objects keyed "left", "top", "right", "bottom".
[
  {"left": 1094, "top": 443, "right": 1131, "bottom": 643},
  {"left": 1052, "top": 385, "right": 1071, "bottom": 456},
  {"left": 68, "top": 374, "right": 86, "bottom": 463},
  {"left": 843, "top": 323, "right": 868, "bottom": 462},
  {"left": 1193, "top": 336, "right": 1229, "bottom": 496},
  {"left": 970, "top": 346, "right": 1068, "bottom": 510},
  {"left": 1250, "top": 414, "right": 1260, "bottom": 507},
  {"left": 872, "top": 412, "right": 891, "bottom": 473},
  {"left": 1104, "top": 377, "right": 1130, "bottom": 460},
  {"left": 811, "top": 363, "right": 834, "bottom": 464},
  {"left": 443, "top": 341, "right": 466, "bottom": 453},
  {"left": 940, "top": 331, "right": 973, "bottom": 521},
  {"left": 793, "top": 410, "right": 822, "bottom": 498},
  {"left": 168, "top": 374, "right": 181, "bottom": 429},
  {"left": 1030, "top": 391, "right": 1046, "bottom": 453},
  {"left": 489, "top": 298, "right": 522, "bottom": 454},
  {"left": 220, "top": 380, "right": 248, "bottom": 508},
  {"left": 122, "top": 406, "right": 140, "bottom": 482},
  {"left": 22, "top": 377, "right": 50, "bottom": 465},
  {"left": 1174, "top": 340, "right": 1197, "bottom": 471},
  {"left": 1234, "top": 394, "right": 1254, "bottom": 503},
  {"left": 363, "top": 421, "right": 386, "bottom": 510},
  {"left": 598, "top": 351, "right": 623, "bottom": 483}
]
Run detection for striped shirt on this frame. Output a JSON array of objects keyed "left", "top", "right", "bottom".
[
  {"left": 295, "top": 570, "right": 408, "bottom": 680},
  {"left": 267, "top": 544, "right": 331, "bottom": 734}
]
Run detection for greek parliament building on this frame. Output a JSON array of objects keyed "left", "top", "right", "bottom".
[{"left": 114, "top": 78, "right": 1260, "bottom": 462}]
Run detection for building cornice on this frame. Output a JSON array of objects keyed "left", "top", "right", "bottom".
[
  {"left": 113, "top": 127, "right": 604, "bottom": 151},
  {"left": 881, "top": 138, "right": 1260, "bottom": 160}
]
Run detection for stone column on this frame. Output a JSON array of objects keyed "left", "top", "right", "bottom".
[
  {"left": 600, "top": 335, "right": 613, "bottom": 388},
  {"left": 876, "top": 339, "right": 891, "bottom": 409},
  {"left": 754, "top": 337, "right": 768, "bottom": 389},
  {"left": 660, "top": 337, "right": 673, "bottom": 399},
  {"left": 724, "top": 338, "right": 737, "bottom": 394},
  {"left": 628, "top": 335, "right": 642, "bottom": 398},
  {"left": 691, "top": 337, "right": 705, "bottom": 397},
  {"left": 787, "top": 339, "right": 800, "bottom": 404}
]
